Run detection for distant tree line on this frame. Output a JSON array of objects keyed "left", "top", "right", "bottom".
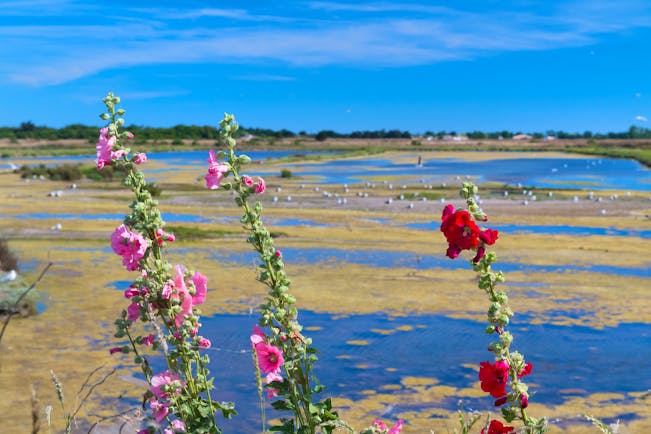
[{"left": 1, "top": 121, "right": 651, "bottom": 141}]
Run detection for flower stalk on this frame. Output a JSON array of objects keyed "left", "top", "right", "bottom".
[
  {"left": 441, "top": 182, "right": 547, "bottom": 433},
  {"left": 207, "top": 114, "right": 340, "bottom": 433}
]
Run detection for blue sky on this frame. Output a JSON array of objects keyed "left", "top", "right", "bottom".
[{"left": 1, "top": 0, "right": 650, "bottom": 133}]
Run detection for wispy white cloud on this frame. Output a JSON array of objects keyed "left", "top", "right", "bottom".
[
  {"left": 635, "top": 115, "right": 648, "bottom": 122},
  {"left": 3, "top": 1, "right": 651, "bottom": 86}
]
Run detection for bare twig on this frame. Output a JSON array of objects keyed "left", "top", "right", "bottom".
[
  {"left": 0, "top": 261, "right": 53, "bottom": 344},
  {"left": 70, "top": 367, "right": 117, "bottom": 423},
  {"left": 86, "top": 408, "right": 142, "bottom": 434},
  {"left": 31, "top": 384, "right": 41, "bottom": 434}
]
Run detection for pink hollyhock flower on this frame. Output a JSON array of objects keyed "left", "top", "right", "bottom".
[
  {"left": 155, "top": 229, "right": 175, "bottom": 246},
  {"left": 96, "top": 127, "right": 115, "bottom": 169},
  {"left": 518, "top": 362, "right": 533, "bottom": 378},
  {"left": 372, "top": 420, "right": 388, "bottom": 431},
  {"left": 141, "top": 334, "right": 155, "bottom": 346},
  {"left": 264, "top": 371, "right": 283, "bottom": 398},
  {"left": 520, "top": 394, "right": 529, "bottom": 409},
  {"left": 110, "top": 224, "right": 149, "bottom": 271},
  {"left": 124, "top": 286, "right": 140, "bottom": 298},
  {"left": 170, "top": 419, "right": 186, "bottom": 432},
  {"left": 254, "top": 177, "right": 266, "bottom": 194},
  {"left": 134, "top": 153, "right": 147, "bottom": 165},
  {"left": 479, "top": 360, "right": 510, "bottom": 398},
  {"left": 151, "top": 370, "right": 183, "bottom": 399},
  {"left": 205, "top": 150, "right": 229, "bottom": 189},
  {"left": 111, "top": 149, "right": 126, "bottom": 160},
  {"left": 109, "top": 347, "right": 123, "bottom": 355},
  {"left": 481, "top": 419, "right": 514, "bottom": 434},
  {"left": 127, "top": 302, "right": 141, "bottom": 322},
  {"left": 162, "top": 281, "right": 173, "bottom": 300},
  {"left": 250, "top": 324, "right": 266, "bottom": 346},
  {"left": 388, "top": 420, "right": 403, "bottom": 434},
  {"left": 275, "top": 249, "right": 282, "bottom": 258},
  {"left": 164, "top": 429, "right": 173, "bottom": 434},
  {"left": 255, "top": 342, "right": 284, "bottom": 374},
  {"left": 149, "top": 397, "right": 169, "bottom": 423},
  {"left": 242, "top": 175, "right": 254, "bottom": 186},
  {"left": 175, "top": 293, "right": 193, "bottom": 328},
  {"left": 198, "top": 337, "right": 211, "bottom": 348},
  {"left": 191, "top": 271, "right": 207, "bottom": 305}
]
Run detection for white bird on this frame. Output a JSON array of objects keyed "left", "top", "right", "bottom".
[{"left": 0, "top": 270, "right": 17, "bottom": 281}]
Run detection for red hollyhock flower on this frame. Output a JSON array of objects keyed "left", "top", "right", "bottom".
[
  {"left": 481, "top": 420, "right": 515, "bottom": 434},
  {"left": 440, "top": 205, "right": 499, "bottom": 261},
  {"left": 479, "top": 360, "right": 510, "bottom": 398},
  {"left": 440, "top": 205, "right": 480, "bottom": 255},
  {"left": 518, "top": 362, "right": 533, "bottom": 378}
]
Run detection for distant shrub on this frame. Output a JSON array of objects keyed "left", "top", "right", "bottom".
[
  {"left": 19, "top": 163, "right": 82, "bottom": 181},
  {"left": 0, "top": 238, "right": 18, "bottom": 272},
  {"left": 280, "top": 168, "right": 292, "bottom": 178},
  {"left": 172, "top": 138, "right": 183, "bottom": 146},
  {"left": 411, "top": 140, "right": 422, "bottom": 146}
]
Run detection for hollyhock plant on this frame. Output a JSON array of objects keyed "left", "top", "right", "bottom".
[
  {"left": 98, "top": 92, "right": 234, "bottom": 433},
  {"left": 440, "top": 182, "right": 545, "bottom": 432}
]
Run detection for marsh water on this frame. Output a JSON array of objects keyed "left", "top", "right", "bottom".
[
  {"left": 3, "top": 149, "right": 651, "bottom": 432},
  {"left": 7, "top": 150, "right": 651, "bottom": 191}
]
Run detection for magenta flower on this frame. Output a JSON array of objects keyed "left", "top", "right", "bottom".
[
  {"left": 124, "top": 286, "right": 139, "bottom": 299},
  {"left": 191, "top": 271, "right": 207, "bottom": 305},
  {"left": 149, "top": 397, "right": 169, "bottom": 423},
  {"left": 141, "top": 334, "right": 155, "bottom": 346},
  {"left": 110, "top": 224, "right": 149, "bottom": 271},
  {"left": 388, "top": 420, "right": 403, "bottom": 434},
  {"left": 198, "top": 337, "right": 211, "bottom": 348},
  {"left": 109, "top": 347, "right": 123, "bottom": 355},
  {"left": 151, "top": 370, "right": 183, "bottom": 399},
  {"left": 127, "top": 302, "right": 141, "bottom": 322},
  {"left": 205, "top": 150, "right": 229, "bottom": 189},
  {"left": 255, "top": 342, "right": 284, "bottom": 374},
  {"left": 254, "top": 177, "right": 266, "bottom": 194}
]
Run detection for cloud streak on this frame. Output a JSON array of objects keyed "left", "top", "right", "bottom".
[{"left": 3, "top": 1, "right": 651, "bottom": 86}]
